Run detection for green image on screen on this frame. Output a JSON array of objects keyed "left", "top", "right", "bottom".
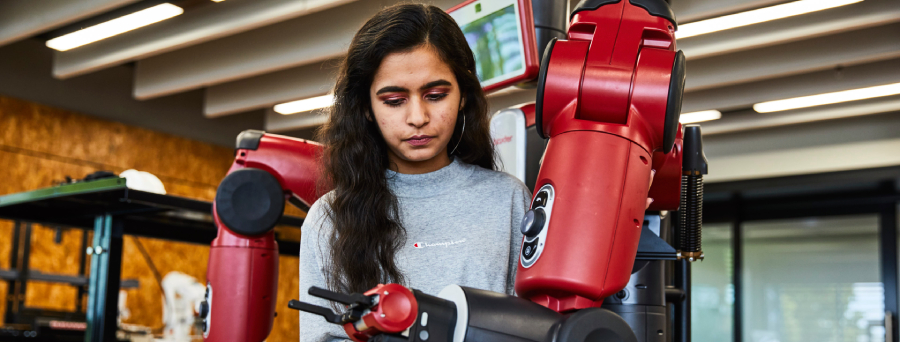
[{"left": 460, "top": 4, "right": 523, "bottom": 84}]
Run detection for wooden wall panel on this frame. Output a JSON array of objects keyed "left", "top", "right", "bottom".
[
  {"left": 24, "top": 281, "right": 78, "bottom": 312},
  {"left": 27, "top": 225, "right": 86, "bottom": 277},
  {"left": 0, "top": 95, "right": 302, "bottom": 341},
  {"left": 23, "top": 224, "right": 85, "bottom": 312},
  {"left": 0, "top": 96, "right": 233, "bottom": 188}
]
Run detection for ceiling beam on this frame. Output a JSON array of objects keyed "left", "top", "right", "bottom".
[
  {"left": 205, "top": 59, "right": 339, "bottom": 118},
  {"left": 705, "top": 137, "right": 900, "bottom": 183},
  {"left": 678, "top": 0, "right": 900, "bottom": 59},
  {"left": 683, "top": 57, "right": 900, "bottom": 113},
  {"left": 52, "top": 0, "right": 354, "bottom": 79},
  {"left": 132, "top": 0, "right": 461, "bottom": 100},
  {"left": 702, "top": 108, "right": 900, "bottom": 183},
  {"left": 266, "top": 108, "right": 329, "bottom": 133},
  {"left": 685, "top": 23, "right": 900, "bottom": 92},
  {"left": 0, "top": 0, "right": 139, "bottom": 48},
  {"left": 670, "top": 0, "right": 785, "bottom": 23}
]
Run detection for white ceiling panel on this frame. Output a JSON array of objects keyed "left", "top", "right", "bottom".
[
  {"left": 0, "top": 0, "right": 139, "bottom": 48},
  {"left": 702, "top": 96, "right": 900, "bottom": 135},
  {"left": 685, "top": 23, "right": 900, "bottom": 92},
  {"left": 52, "top": 0, "right": 354, "bottom": 79},
  {"left": 670, "top": 0, "right": 786, "bottom": 23},
  {"left": 678, "top": 0, "right": 900, "bottom": 59},
  {"left": 683, "top": 58, "right": 900, "bottom": 113}
]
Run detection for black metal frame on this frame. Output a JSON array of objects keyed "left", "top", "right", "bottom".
[
  {"left": 0, "top": 177, "right": 305, "bottom": 341},
  {"left": 4, "top": 221, "right": 31, "bottom": 325},
  {"left": 702, "top": 166, "right": 900, "bottom": 342}
]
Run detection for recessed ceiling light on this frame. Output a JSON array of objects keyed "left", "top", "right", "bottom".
[
  {"left": 676, "top": 0, "right": 863, "bottom": 39},
  {"left": 754, "top": 82, "right": 900, "bottom": 113},
  {"left": 274, "top": 94, "right": 334, "bottom": 115},
  {"left": 46, "top": 3, "right": 183, "bottom": 51},
  {"left": 680, "top": 110, "right": 722, "bottom": 124}
]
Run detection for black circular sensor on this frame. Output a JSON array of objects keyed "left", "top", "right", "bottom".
[{"left": 215, "top": 168, "right": 285, "bottom": 236}]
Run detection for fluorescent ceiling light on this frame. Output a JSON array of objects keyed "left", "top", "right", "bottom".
[
  {"left": 46, "top": 3, "right": 183, "bottom": 51},
  {"left": 676, "top": 0, "right": 863, "bottom": 39},
  {"left": 680, "top": 110, "right": 722, "bottom": 124},
  {"left": 754, "top": 82, "right": 900, "bottom": 113},
  {"left": 274, "top": 94, "right": 334, "bottom": 115}
]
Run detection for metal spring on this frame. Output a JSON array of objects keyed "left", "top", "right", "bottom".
[{"left": 679, "top": 174, "right": 703, "bottom": 253}]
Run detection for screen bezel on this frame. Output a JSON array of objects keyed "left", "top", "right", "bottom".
[{"left": 447, "top": 0, "right": 540, "bottom": 94}]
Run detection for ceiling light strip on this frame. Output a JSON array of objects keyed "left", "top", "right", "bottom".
[
  {"left": 274, "top": 94, "right": 335, "bottom": 115},
  {"left": 46, "top": 3, "right": 184, "bottom": 51},
  {"left": 680, "top": 110, "right": 722, "bottom": 124},
  {"left": 754, "top": 82, "right": 900, "bottom": 113}
]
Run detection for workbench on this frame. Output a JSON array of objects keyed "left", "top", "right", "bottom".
[{"left": 0, "top": 177, "right": 304, "bottom": 342}]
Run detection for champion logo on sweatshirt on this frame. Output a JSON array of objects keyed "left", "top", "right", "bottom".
[{"left": 413, "top": 239, "right": 466, "bottom": 248}]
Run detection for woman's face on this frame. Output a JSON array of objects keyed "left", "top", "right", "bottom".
[{"left": 369, "top": 44, "right": 462, "bottom": 174}]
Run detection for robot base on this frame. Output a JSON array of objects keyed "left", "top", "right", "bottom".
[{"left": 547, "top": 308, "right": 638, "bottom": 342}]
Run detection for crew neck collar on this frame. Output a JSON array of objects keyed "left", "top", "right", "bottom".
[{"left": 386, "top": 158, "right": 474, "bottom": 198}]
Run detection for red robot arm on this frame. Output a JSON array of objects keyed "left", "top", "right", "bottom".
[
  {"left": 514, "top": 0, "right": 685, "bottom": 312},
  {"left": 202, "top": 131, "right": 325, "bottom": 342}
]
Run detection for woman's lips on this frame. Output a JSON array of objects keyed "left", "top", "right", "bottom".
[{"left": 405, "top": 135, "right": 433, "bottom": 146}]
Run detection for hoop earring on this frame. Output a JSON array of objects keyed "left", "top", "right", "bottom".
[{"left": 449, "top": 114, "right": 465, "bottom": 155}]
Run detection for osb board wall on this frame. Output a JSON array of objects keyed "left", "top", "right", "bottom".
[{"left": 0, "top": 95, "right": 302, "bottom": 341}]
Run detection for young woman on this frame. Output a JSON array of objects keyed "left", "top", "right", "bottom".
[{"left": 297, "top": 4, "right": 531, "bottom": 341}]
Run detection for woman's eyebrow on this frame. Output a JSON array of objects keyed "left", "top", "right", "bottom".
[
  {"left": 375, "top": 86, "right": 408, "bottom": 95},
  {"left": 375, "top": 80, "right": 452, "bottom": 95},
  {"left": 419, "top": 79, "right": 452, "bottom": 90}
]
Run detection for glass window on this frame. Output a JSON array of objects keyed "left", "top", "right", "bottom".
[
  {"left": 742, "top": 215, "right": 884, "bottom": 342},
  {"left": 693, "top": 223, "right": 735, "bottom": 342}
]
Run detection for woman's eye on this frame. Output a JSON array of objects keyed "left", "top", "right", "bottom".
[
  {"left": 426, "top": 93, "right": 448, "bottom": 101},
  {"left": 384, "top": 99, "right": 406, "bottom": 107}
]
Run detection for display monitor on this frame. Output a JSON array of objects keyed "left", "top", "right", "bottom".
[{"left": 448, "top": 0, "right": 539, "bottom": 93}]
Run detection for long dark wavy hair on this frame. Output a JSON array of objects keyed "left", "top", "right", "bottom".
[{"left": 316, "top": 3, "right": 496, "bottom": 295}]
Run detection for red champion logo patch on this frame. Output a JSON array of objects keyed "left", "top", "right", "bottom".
[
  {"left": 413, "top": 239, "right": 465, "bottom": 249},
  {"left": 493, "top": 135, "right": 513, "bottom": 146}
]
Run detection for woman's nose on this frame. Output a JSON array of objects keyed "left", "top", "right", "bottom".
[{"left": 406, "top": 99, "right": 429, "bottom": 127}]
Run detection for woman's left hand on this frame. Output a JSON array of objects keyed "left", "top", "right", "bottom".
[{"left": 646, "top": 169, "right": 656, "bottom": 209}]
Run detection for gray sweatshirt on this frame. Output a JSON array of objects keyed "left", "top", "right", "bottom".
[{"left": 297, "top": 158, "right": 530, "bottom": 342}]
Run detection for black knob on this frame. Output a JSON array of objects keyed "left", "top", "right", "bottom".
[
  {"left": 215, "top": 168, "right": 285, "bottom": 236},
  {"left": 199, "top": 300, "right": 209, "bottom": 318},
  {"left": 520, "top": 208, "right": 547, "bottom": 238}
]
